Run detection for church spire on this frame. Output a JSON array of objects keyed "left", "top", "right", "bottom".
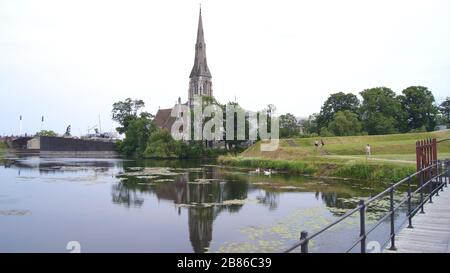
[
  {"left": 188, "top": 7, "right": 213, "bottom": 106},
  {"left": 196, "top": 6, "right": 205, "bottom": 44},
  {"left": 190, "top": 7, "right": 211, "bottom": 78}
]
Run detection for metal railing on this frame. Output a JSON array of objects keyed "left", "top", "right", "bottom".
[{"left": 284, "top": 159, "right": 450, "bottom": 253}]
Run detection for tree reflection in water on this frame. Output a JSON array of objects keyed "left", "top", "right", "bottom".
[
  {"left": 111, "top": 167, "right": 249, "bottom": 253},
  {"left": 256, "top": 192, "right": 280, "bottom": 210},
  {"left": 111, "top": 182, "right": 145, "bottom": 207},
  {"left": 0, "top": 157, "right": 392, "bottom": 252}
]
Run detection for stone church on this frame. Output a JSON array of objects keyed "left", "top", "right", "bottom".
[{"left": 154, "top": 8, "right": 213, "bottom": 130}]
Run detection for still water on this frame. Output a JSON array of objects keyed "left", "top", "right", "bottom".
[{"left": 0, "top": 156, "right": 408, "bottom": 253}]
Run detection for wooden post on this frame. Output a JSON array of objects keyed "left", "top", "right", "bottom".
[
  {"left": 416, "top": 141, "right": 420, "bottom": 171},
  {"left": 433, "top": 139, "right": 437, "bottom": 163}
]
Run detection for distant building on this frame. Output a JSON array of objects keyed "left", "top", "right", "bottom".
[{"left": 154, "top": 8, "right": 213, "bottom": 130}]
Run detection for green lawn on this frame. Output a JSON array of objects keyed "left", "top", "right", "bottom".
[
  {"left": 219, "top": 130, "right": 450, "bottom": 181},
  {"left": 0, "top": 142, "right": 6, "bottom": 158},
  {"left": 241, "top": 130, "right": 450, "bottom": 164}
]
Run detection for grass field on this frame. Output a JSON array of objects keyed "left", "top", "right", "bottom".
[
  {"left": 219, "top": 130, "right": 450, "bottom": 181},
  {"left": 0, "top": 142, "right": 7, "bottom": 158}
]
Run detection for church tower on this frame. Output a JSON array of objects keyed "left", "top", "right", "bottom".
[{"left": 188, "top": 8, "right": 213, "bottom": 106}]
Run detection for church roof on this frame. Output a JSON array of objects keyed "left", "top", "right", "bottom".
[
  {"left": 189, "top": 8, "right": 212, "bottom": 78},
  {"left": 153, "top": 101, "right": 187, "bottom": 131},
  {"left": 153, "top": 108, "right": 176, "bottom": 131}
]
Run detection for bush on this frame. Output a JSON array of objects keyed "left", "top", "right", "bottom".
[
  {"left": 319, "top": 127, "right": 335, "bottom": 137},
  {"left": 219, "top": 156, "right": 416, "bottom": 182},
  {"left": 118, "top": 117, "right": 156, "bottom": 158},
  {"left": 409, "top": 126, "right": 427, "bottom": 133},
  {"left": 144, "top": 129, "right": 180, "bottom": 158},
  {"left": 332, "top": 163, "right": 415, "bottom": 181},
  {"left": 327, "top": 110, "right": 363, "bottom": 136}
]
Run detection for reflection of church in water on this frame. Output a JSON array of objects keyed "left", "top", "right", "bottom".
[
  {"left": 112, "top": 168, "right": 249, "bottom": 253},
  {"left": 158, "top": 165, "right": 252, "bottom": 252},
  {"left": 153, "top": 8, "right": 221, "bottom": 252}
]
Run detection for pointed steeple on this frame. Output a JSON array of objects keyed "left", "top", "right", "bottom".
[
  {"left": 188, "top": 7, "right": 213, "bottom": 106},
  {"left": 196, "top": 7, "right": 205, "bottom": 44},
  {"left": 190, "top": 7, "right": 211, "bottom": 78}
]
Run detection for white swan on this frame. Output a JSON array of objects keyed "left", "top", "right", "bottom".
[{"left": 263, "top": 169, "right": 272, "bottom": 176}]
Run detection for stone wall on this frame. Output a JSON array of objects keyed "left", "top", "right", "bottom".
[
  {"left": 36, "top": 136, "right": 118, "bottom": 158},
  {"left": 39, "top": 136, "right": 116, "bottom": 152}
]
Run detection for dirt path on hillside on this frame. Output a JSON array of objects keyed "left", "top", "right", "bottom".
[
  {"left": 285, "top": 139, "right": 299, "bottom": 147},
  {"left": 324, "top": 155, "right": 415, "bottom": 164}
]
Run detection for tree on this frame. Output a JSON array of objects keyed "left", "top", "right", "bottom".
[
  {"left": 279, "top": 113, "right": 300, "bottom": 138},
  {"left": 223, "top": 101, "right": 250, "bottom": 151},
  {"left": 359, "top": 87, "right": 405, "bottom": 135},
  {"left": 118, "top": 117, "right": 157, "bottom": 158},
  {"left": 317, "top": 92, "right": 360, "bottom": 129},
  {"left": 319, "top": 127, "right": 334, "bottom": 137},
  {"left": 438, "top": 97, "right": 450, "bottom": 127},
  {"left": 302, "top": 113, "right": 319, "bottom": 135},
  {"left": 112, "top": 98, "right": 151, "bottom": 134},
  {"left": 399, "top": 86, "right": 438, "bottom": 131},
  {"left": 327, "top": 110, "right": 362, "bottom": 136},
  {"left": 144, "top": 129, "right": 180, "bottom": 158},
  {"left": 38, "top": 130, "right": 57, "bottom": 137}
]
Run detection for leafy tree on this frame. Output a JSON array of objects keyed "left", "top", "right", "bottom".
[
  {"left": 302, "top": 113, "right": 319, "bottom": 135},
  {"left": 327, "top": 110, "right": 362, "bottom": 136},
  {"left": 257, "top": 104, "right": 276, "bottom": 137},
  {"left": 188, "top": 95, "right": 224, "bottom": 146},
  {"left": 317, "top": 92, "right": 360, "bottom": 129},
  {"left": 438, "top": 97, "right": 450, "bottom": 126},
  {"left": 178, "top": 141, "right": 208, "bottom": 158},
  {"left": 399, "top": 86, "right": 438, "bottom": 131},
  {"left": 319, "top": 127, "right": 334, "bottom": 137},
  {"left": 118, "top": 117, "right": 157, "bottom": 158},
  {"left": 144, "top": 129, "right": 180, "bottom": 158},
  {"left": 409, "top": 125, "right": 427, "bottom": 133},
  {"left": 359, "top": 87, "right": 405, "bottom": 135},
  {"left": 279, "top": 113, "right": 300, "bottom": 138},
  {"left": 112, "top": 98, "right": 151, "bottom": 134},
  {"left": 223, "top": 101, "right": 250, "bottom": 151},
  {"left": 38, "top": 130, "right": 57, "bottom": 137}
]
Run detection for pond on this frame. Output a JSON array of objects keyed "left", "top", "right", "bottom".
[{"left": 0, "top": 156, "right": 410, "bottom": 253}]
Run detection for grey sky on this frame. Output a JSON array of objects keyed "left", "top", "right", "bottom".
[{"left": 1, "top": 0, "right": 449, "bottom": 136}]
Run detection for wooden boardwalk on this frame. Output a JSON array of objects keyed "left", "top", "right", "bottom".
[{"left": 385, "top": 179, "right": 450, "bottom": 253}]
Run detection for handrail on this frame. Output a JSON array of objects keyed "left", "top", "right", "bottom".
[
  {"left": 437, "top": 138, "right": 450, "bottom": 144},
  {"left": 284, "top": 159, "right": 450, "bottom": 253}
]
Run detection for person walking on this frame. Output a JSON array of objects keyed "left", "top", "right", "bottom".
[{"left": 365, "top": 144, "right": 371, "bottom": 159}]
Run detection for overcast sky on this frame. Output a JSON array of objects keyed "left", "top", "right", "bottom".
[{"left": 1, "top": 0, "right": 449, "bottom": 136}]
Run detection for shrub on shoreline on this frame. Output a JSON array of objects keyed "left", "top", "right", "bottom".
[{"left": 218, "top": 156, "right": 415, "bottom": 182}]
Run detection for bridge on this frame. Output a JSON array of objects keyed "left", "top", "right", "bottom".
[
  {"left": 1, "top": 136, "right": 34, "bottom": 151},
  {"left": 384, "top": 185, "right": 450, "bottom": 253},
  {"left": 284, "top": 137, "right": 450, "bottom": 253}
]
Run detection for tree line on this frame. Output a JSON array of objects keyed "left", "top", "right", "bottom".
[
  {"left": 111, "top": 97, "right": 251, "bottom": 158},
  {"left": 279, "top": 86, "right": 449, "bottom": 138},
  {"left": 113, "top": 86, "right": 449, "bottom": 157}
]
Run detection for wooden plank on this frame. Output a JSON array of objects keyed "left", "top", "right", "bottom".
[{"left": 385, "top": 182, "right": 450, "bottom": 253}]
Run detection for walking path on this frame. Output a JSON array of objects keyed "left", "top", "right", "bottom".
[{"left": 385, "top": 179, "right": 450, "bottom": 253}]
